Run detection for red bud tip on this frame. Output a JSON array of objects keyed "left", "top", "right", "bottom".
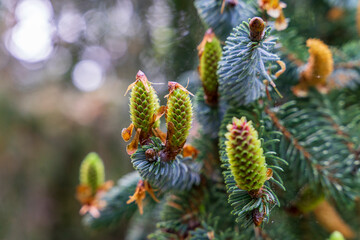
[{"left": 136, "top": 70, "right": 145, "bottom": 79}]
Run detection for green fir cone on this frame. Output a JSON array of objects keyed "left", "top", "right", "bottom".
[
  {"left": 166, "top": 87, "right": 193, "bottom": 150},
  {"left": 160, "top": 84, "right": 193, "bottom": 161},
  {"left": 130, "top": 71, "right": 160, "bottom": 140},
  {"left": 80, "top": 152, "right": 105, "bottom": 194},
  {"left": 199, "top": 29, "right": 222, "bottom": 105},
  {"left": 225, "top": 117, "right": 267, "bottom": 191}
]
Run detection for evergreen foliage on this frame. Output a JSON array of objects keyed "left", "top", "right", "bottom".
[
  {"left": 219, "top": 104, "right": 286, "bottom": 228},
  {"left": 194, "top": 0, "right": 255, "bottom": 40},
  {"left": 132, "top": 137, "right": 201, "bottom": 191},
  {"left": 194, "top": 88, "right": 224, "bottom": 139},
  {"left": 218, "top": 19, "right": 281, "bottom": 107},
  {"left": 77, "top": 0, "right": 360, "bottom": 239},
  {"left": 83, "top": 172, "right": 140, "bottom": 229},
  {"left": 273, "top": 90, "right": 360, "bottom": 203}
]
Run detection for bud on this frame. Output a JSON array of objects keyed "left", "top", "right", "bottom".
[
  {"left": 225, "top": 117, "right": 267, "bottom": 191},
  {"left": 79, "top": 152, "right": 105, "bottom": 195},
  {"left": 145, "top": 148, "right": 157, "bottom": 162},
  {"left": 249, "top": 17, "right": 265, "bottom": 42},
  {"left": 198, "top": 29, "right": 222, "bottom": 105},
  {"left": 252, "top": 208, "right": 265, "bottom": 226}
]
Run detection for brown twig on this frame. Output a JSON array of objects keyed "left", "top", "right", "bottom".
[{"left": 313, "top": 200, "right": 355, "bottom": 239}]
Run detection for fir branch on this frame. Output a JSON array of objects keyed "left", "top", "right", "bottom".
[
  {"left": 152, "top": 187, "right": 205, "bottom": 239},
  {"left": 148, "top": 230, "right": 180, "bottom": 240},
  {"left": 194, "top": 88, "right": 225, "bottom": 139},
  {"left": 131, "top": 137, "right": 201, "bottom": 191},
  {"left": 194, "top": 0, "right": 255, "bottom": 40},
  {"left": 218, "top": 104, "right": 286, "bottom": 228},
  {"left": 192, "top": 130, "right": 222, "bottom": 177},
  {"left": 312, "top": 91, "right": 360, "bottom": 172},
  {"left": 151, "top": 181, "right": 238, "bottom": 239},
  {"left": 266, "top": 92, "right": 360, "bottom": 204},
  {"left": 189, "top": 221, "right": 242, "bottom": 240},
  {"left": 83, "top": 172, "right": 140, "bottom": 229},
  {"left": 276, "top": 29, "right": 307, "bottom": 65},
  {"left": 218, "top": 18, "right": 282, "bottom": 107}
]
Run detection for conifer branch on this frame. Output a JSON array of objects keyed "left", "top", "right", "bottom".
[
  {"left": 219, "top": 105, "right": 286, "bottom": 228},
  {"left": 131, "top": 137, "right": 201, "bottom": 191},
  {"left": 218, "top": 17, "right": 283, "bottom": 107},
  {"left": 265, "top": 93, "right": 360, "bottom": 203},
  {"left": 194, "top": 0, "right": 255, "bottom": 40}
]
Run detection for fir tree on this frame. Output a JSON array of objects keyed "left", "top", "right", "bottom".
[{"left": 77, "top": 0, "right": 360, "bottom": 239}]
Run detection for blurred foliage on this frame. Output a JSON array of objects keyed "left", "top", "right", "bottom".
[{"left": 0, "top": 0, "right": 204, "bottom": 239}]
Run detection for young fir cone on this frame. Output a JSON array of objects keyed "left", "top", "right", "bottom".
[
  {"left": 129, "top": 71, "right": 160, "bottom": 140},
  {"left": 160, "top": 82, "right": 193, "bottom": 161},
  {"left": 225, "top": 117, "right": 267, "bottom": 192},
  {"left": 122, "top": 71, "right": 163, "bottom": 155},
  {"left": 79, "top": 152, "right": 105, "bottom": 195},
  {"left": 198, "top": 29, "right": 222, "bottom": 105},
  {"left": 77, "top": 152, "right": 113, "bottom": 218},
  {"left": 293, "top": 39, "right": 334, "bottom": 96}
]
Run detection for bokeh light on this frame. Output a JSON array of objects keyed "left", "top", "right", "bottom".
[
  {"left": 72, "top": 60, "right": 104, "bottom": 92},
  {"left": 5, "top": 0, "right": 54, "bottom": 63},
  {"left": 0, "top": 0, "right": 200, "bottom": 239},
  {"left": 57, "top": 8, "right": 86, "bottom": 43}
]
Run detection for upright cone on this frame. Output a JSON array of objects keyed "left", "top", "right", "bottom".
[
  {"left": 225, "top": 117, "right": 267, "bottom": 191},
  {"left": 160, "top": 82, "right": 193, "bottom": 161},
  {"left": 198, "top": 29, "right": 222, "bottom": 105},
  {"left": 79, "top": 152, "right": 105, "bottom": 195}
]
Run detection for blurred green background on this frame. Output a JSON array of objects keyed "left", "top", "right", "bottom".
[{"left": 0, "top": 0, "right": 203, "bottom": 239}]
